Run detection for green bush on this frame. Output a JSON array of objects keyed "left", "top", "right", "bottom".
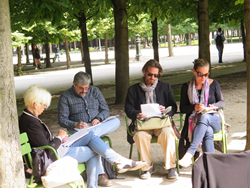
[
  {"left": 89, "top": 47, "right": 95, "bottom": 52},
  {"left": 60, "top": 49, "right": 65, "bottom": 55}
]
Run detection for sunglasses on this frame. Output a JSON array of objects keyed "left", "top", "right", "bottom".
[
  {"left": 195, "top": 70, "right": 209, "bottom": 77},
  {"left": 147, "top": 73, "right": 159, "bottom": 78}
]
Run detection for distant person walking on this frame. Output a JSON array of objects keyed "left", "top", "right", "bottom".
[
  {"left": 214, "top": 28, "right": 225, "bottom": 63},
  {"left": 55, "top": 44, "right": 60, "bottom": 61},
  {"left": 33, "top": 44, "right": 43, "bottom": 70}
]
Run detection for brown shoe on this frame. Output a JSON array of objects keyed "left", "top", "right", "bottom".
[{"left": 98, "top": 174, "right": 112, "bottom": 187}]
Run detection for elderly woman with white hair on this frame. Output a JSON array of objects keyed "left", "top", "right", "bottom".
[{"left": 19, "top": 85, "right": 146, "bottom": 188}]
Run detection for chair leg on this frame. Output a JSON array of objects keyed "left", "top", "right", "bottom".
[
  {"left": 137, "top": 150, "right": 141, "bottom": 176},
  {"left": 225, "top": 134, "right": 228, "bottom": 153},
  {"left": 129, "top": 144, "right": 133, "bottom": 159},
  {"left": 175, "top": 137, "right": 180, "bottom": 174}
]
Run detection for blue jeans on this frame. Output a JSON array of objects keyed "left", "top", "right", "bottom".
[
  {"left": 216, "top": 45, "right": 224, "bottom": 63},
  {"left": 64, "top": 131, "right": 120, "bottom": 188},
  {"left": 67, "top": 118, "right": 120, "bottom": 177},
  {"left": 188, "top": 113, "right": 221, "bottom": 155},
  {"left": 90, "top": 118, "right": 120, "bottom": 137}
]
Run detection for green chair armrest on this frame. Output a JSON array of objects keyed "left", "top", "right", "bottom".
[{"left": 36, "top": 146, "right": 59, "bottom": 160}]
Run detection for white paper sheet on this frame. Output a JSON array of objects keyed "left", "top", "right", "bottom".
[
  {"left": 140, "top": 103, "right": 162, "bottom": 117},
  {"left": 74, "top": 115, "right": 119, "bottom": 132},
  {"left": 62, "top": 129, "right": 89, "bottom": 147}
]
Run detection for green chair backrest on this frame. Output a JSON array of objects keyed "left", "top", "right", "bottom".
[{"left": 172, "top": 89, "right": 181, "bottom": 102}]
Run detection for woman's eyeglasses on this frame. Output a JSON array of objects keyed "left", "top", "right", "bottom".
[
  {"left": 195, "top": 70, "right": 209, "bottom": 77},
  {"left": 147, "top": 73, "right": 159, "bottom": 78}
]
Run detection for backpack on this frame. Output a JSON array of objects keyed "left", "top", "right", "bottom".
[
  {"left": 216, "top": 34, "right": 223, "bottom": 46},
  {"left": 101, "top": 157, "right": 118, "bottom": 179},
  {"left": 31, "top": 148, "right": 54, "bottom": 183}
]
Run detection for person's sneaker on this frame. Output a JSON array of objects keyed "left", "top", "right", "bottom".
[
  {"left": 98, "top": 174, "right": 112, "bottom": 187},
  {"left": 140, "top": 166, "right": 155, "bottom": 180},
  {"left": 35, "top": 67, "right": 38, "bottom": 70},
  {"left": 167, "top": 168, "right": 178, "bottom": 179}
]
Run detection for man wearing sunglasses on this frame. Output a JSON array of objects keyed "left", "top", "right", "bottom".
[
  {"left": 125, "top": 59, "right": 178, "bottom": 180},
  {"left": 57, "top": 71, "right": 120, "bottom": 187}
]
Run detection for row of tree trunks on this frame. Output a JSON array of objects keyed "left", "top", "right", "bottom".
[{"left": 0, "top": 0, "right": 26, "bottom": 187}]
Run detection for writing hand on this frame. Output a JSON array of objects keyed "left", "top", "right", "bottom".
[
  {"left": 74, "top": 122, "right": 88, "bottom": 129},
  {"left": 57, "top": 129, "right": 68, "bottom": 139},
  {"left": 91, "top": 119, "right": 100, "bottom": 126}
]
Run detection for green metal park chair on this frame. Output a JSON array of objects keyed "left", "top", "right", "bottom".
[{"left": 20, "top": 132, "right": 85, "bottom": 188}]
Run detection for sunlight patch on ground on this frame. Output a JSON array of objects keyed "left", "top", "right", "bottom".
[
  {"left": 230, "top": 131, "right": 246, "bottom": 138},
  {"left": 228, "top": 139, "right": 246, "bottom": 151}
]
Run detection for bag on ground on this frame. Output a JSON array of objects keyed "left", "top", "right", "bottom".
[
  {"left": 101, "top": 157, "right": 117, "bottom": 179},
  {"left": 41, "top": 156, "right": 82, "bottom": 188},
  {"left": 31, "top": 148, "right": 53, "bottom": 183}
]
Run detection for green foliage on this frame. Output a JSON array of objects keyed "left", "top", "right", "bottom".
[
  {"left": 235, "top": 0, "right": 244, "bottom": 5},
  {"left": 17, "top": 66, "right": 26, "bottom": 76},
  {"left": 60, "top": 49, "right": 65, "bottom": 55},
  {"left": 11, "top": 32, "right": 32, "bottom": 47}
]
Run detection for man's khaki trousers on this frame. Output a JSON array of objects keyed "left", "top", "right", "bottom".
[{"left": 133, "top": 126, "right": 176, "bottom": 171}]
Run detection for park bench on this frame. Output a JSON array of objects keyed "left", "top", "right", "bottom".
[{"left": 40, "top": 56, "right": 57, "bottom": 63}]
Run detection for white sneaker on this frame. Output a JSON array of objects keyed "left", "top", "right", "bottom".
[{"left": 35, "top": 67, "right": 38, "bottom": 70}]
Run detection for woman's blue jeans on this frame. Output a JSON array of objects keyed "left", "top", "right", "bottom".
[
  {"left": 188, "top": 113, "right": 221, "bottom": 155},
  {"left": 64, "top": 131, "right": 120, "bottom": 188}
]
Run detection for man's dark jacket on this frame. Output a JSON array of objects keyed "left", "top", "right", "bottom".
[{"left": 125, "top": 80, "right": 177, "bottom": 144}]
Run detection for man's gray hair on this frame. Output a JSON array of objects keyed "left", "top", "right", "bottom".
[{"left": 73, "top": 71, "right": 91, "bottom": 85}]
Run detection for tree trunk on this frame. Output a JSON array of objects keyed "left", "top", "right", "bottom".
[
  {"left": 152, "top": 18, "right": 159, "bottom": 62},
  {"left": 25, "top": 43, "right": 30, "bottom": 64},
  {"left": 45, "top": 43, "right": 51, "bottom": 68},
  {"left": 145, "top": 37, "right": 148, "bottom": 47},
  {"left": 231, "top": 30, "right": 233, "bottom": 43},
  {"left": 74, "top": 41, "right": 76, "bottom": 50},
  {"left": 198, "top": 0, "right": 211, "bottom": 70},
  {"left": 188, "top": 32, "right": 191, "bottom": 45},
  {"left": 65, "top": 36, "right": 71, "bottom": 69},
  {"left": 112, "top": 0, "right": 129, "bottom": 104},
  {"left": 167, "top": 24, "right": 174, "bottom": 56},
  {"left": 0, "top": 0, "right": 26, "bottom": 187},
  {"left": 17, "top": 46, "right": 22, "bottom": 76},
  {"left": 78, "top": 10, "right": 93, "bottom": 85},
  {"left": 193, "top": 33, "right": 195, "bottom": 43},
  {"left": 105, "top": 33, "right": 109, "bottom": 64},
  {"left": 238, "top": 29, "right": 241, "bottom": 42},
  {"left": 245, "top": 0, "right": 250, "bottom": 150},
  {"left": 241, "top": 19, "right": 246, "bottom": 61},
  {"left": 49, "top": 43, "right": 52, "bottom": 54},
  {"left": 80, "top": 38, "right": 84, "bottom": 64}
]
